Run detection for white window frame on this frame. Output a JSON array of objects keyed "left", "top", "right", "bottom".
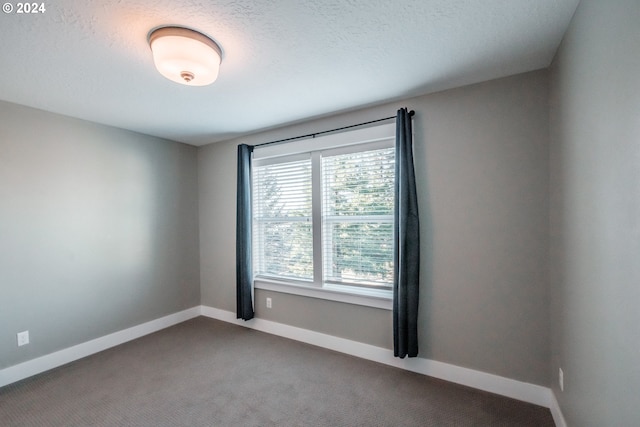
[{"left": 253, "top": 123, "right": 395, "bottom": 310}]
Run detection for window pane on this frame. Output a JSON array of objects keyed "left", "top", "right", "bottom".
[
  {"left": 322, "top": 148, "right": 395, "bottom": 217},
  {"left": 323, "top": 220, "right": 393, "bottom": 286},
  {"left": 322, "top": 147, "right": 395, "bottom": 288},
  {"left": 253, "top": 158, "right": 313, "bottom": 281}
]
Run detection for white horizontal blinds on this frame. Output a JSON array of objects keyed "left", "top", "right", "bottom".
[
  {"left": 253, "top": 157, "right": 313, "bottom": 281},
  {"left": 321, "top": 147, "right": 395, "bottom": 289}
]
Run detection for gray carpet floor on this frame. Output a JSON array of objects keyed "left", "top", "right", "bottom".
[{"left": 0, "top": 317, "right": 554, "bottom": 426}]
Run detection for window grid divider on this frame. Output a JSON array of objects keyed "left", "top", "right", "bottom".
[{"left": 311, "top": 151, "right": 324, "bottom": 287}]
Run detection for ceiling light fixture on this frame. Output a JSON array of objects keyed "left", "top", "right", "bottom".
[{"left": 148, "top": 26, "right": 222, "bottom": 86}]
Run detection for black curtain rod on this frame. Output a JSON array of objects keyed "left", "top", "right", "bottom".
[{"left": 254, "top": 110, "right": 415, "bottom": 148}]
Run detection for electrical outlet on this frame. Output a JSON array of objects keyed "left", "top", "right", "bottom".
[
  {"left": 559, "top": 368, "right": 564, "bottom": 392},
  {"left": 266, "top": 297, "right": 272, "bottom": 309},
  {"left": 17, "top": 330, "right": 29, "bottom": 347}
]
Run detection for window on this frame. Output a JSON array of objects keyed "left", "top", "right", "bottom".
[
  {"left": 252, "top": 124, "right": 395, "bottom": 308},
  {"left": 253, "top": 155, "right": 313, "bottom": 281},
  {"left": 321, "top": 146, "right": 395, "bottom": 289}
]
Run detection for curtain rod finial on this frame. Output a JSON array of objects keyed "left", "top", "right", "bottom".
[{"left": 409, "top": 110, "right": 415, "bottom": 117}]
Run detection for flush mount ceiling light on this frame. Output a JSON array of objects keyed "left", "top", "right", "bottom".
[{"left": 148, "top": 26, "right": 222, "bottom": 86}]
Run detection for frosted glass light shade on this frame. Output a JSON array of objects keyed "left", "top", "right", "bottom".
[{"left": 148, "top": 27, "right": 222, "bottom": 86}]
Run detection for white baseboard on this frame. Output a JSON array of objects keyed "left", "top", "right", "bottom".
[
  {"left": 0, "top": 307, "right": 201, "bottom": 388},
  {"left": 201, "top": 306, "right": 553, "bottom": 410},
  {"left": 549, "top": 391, "right": 568, "bottom": 427}
]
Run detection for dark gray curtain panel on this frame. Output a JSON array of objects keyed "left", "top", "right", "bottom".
[
  {"left": 393, "top": 108, "right": 420, "bottom": 358},
  {"left": 236, "top": 144, "right": 255, "bottom": 320}
]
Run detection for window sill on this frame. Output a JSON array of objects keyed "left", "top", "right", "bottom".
[{"left": 254, "top": 278, "right": 393, "bottom": 310}]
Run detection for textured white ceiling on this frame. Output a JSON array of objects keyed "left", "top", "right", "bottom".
[{"left": 0, "top": 0, "right": 579, "bottom": 145}]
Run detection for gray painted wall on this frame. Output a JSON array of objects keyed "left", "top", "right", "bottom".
[
  {"left": 199, "top": 70, "right": 550, "bottom": 386},
  {"left": 549, "top": 0, "right": 640, "bottom": 425},
  {"left": 0, "top": 101, "right": 200, "bottom": 369}
]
